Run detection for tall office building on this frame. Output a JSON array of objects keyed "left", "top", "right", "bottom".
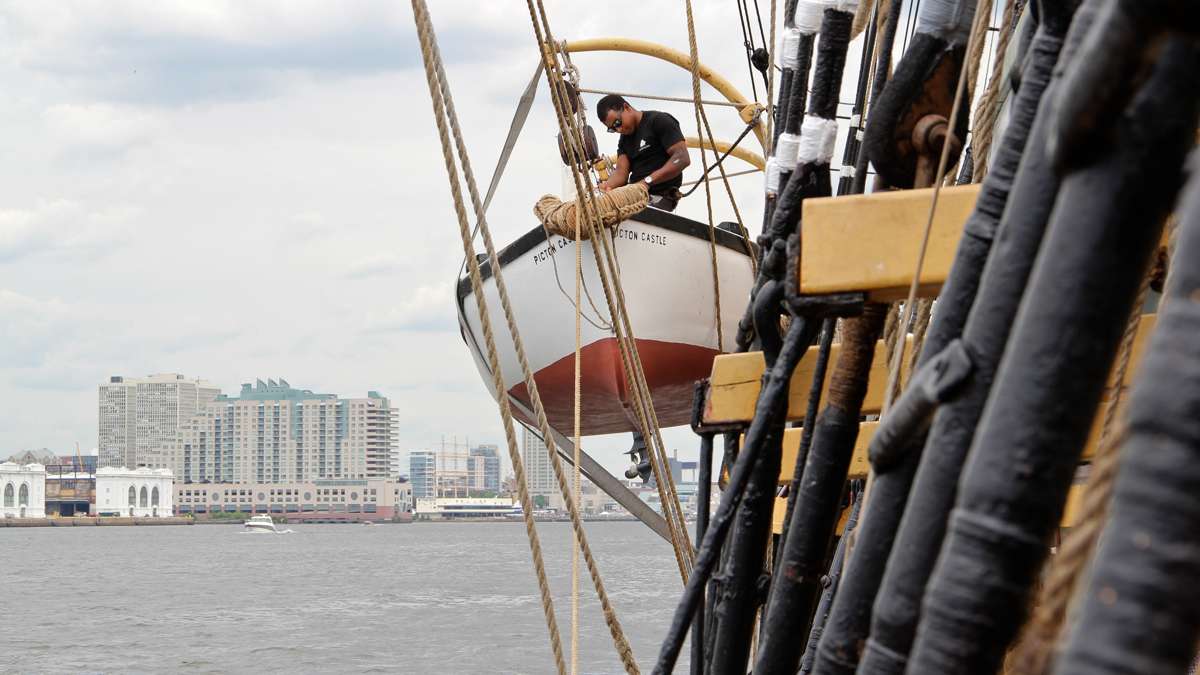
[
  {"left": 521, "top": 427, "right": 556, "bottom": 495},
  {"left": 468, "top": 445, "right": 501, "bottom": 493},
  {"left": 409, "top": 450, "right": 436, "bottom": 499},
  {"left": 178, "top": 379, "right": 398, "bottom": 484},
  {"left": 98, "top": 374, "right": 220, "bottom": 470}
]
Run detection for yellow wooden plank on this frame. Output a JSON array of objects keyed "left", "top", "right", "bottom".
[
  {"left": 772, "top": 497, "right": 858, "bottom": 536},
  {"left": 799, "top": 184, "right": 980, "bottom": 300},
  {"left": 777, "top": 483, "right": 1085, "bottom": 534},
  {"left": 778, "top": 423, "right": 876, "bottom": 484},
  {"left": 705, "top": 339, "right": 911, "bottom": 425}
]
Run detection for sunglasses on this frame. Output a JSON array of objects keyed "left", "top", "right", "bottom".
[{"left": 606, "top": 109, "right": 625, "bottom": 133}]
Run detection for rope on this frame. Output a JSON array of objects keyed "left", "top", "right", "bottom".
[
  {"left": 906, "top": 298, "right": 934, "bottom": 383},
  {"left": 571, "top": 162, "right": 584, "bottom": 675},
  {"left": 680, "top": 0, "right": 756, "bottom": 271},
  {"left": 680, "top": 118, "right": 761, "bottom": 198},
  {"left": 410, "top": 4, "right": 565, "bottom": 672},
  {"left": 971, "top": 0, "right": 1021, "bottom": 181},
  {"left": 1006, "top": 273, "right": 1154, "bottom": 675},
  {"left": 535, "top": 183, "right": 650, "bottom": 239},
  {"left": 416, "top": 4, "right": 643, "bottom": 672},
  {"left": 557, "top": 37, "right": 696, "bottom": 579},
  {"left": 766, "top": 0, "right": 777, "bottom": 154},
  {"left": 530, "top": 0, "right": 694, "bottom": 595},
  {"left": 853, "top": 0, "right": 881, "bottom": 39},
  {"left": 684, "top": 0, "right": 725, "bottom": 354},
  {"left": 965, "top": 0, "right": 996, "bottom": 107},
  {"left": 682, "top": 167, "right": 760, "bottom": 188},
  {"left": 553, "top": 31, "right": 696, "bottom": 578}
]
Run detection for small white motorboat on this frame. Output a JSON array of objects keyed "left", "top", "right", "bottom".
[
  {"left": 244, "top": 514, "right": 283, "bottom": 533},
  {"left": 457, "top": 208, "right": 755, "bottom": 436}
]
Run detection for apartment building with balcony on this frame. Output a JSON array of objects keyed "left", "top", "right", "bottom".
[{"left": 178, "top": 379, "right": 398, "bottom": 484}]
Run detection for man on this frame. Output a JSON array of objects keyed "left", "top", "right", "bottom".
[{"left": 595, "top": 95, "right": 690, "bottom": 212}]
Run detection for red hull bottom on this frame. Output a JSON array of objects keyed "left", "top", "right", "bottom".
[{"left": 509, "top": 338, "right": 721, "bottom": 436}]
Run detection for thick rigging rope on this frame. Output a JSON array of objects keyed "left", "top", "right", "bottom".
[
  {"left": 685, "top": 0, "right": 726, "bottom": 354},
  {"left": 539, "top": 47, "right": 695, "bottom": 568},
  {"left": 410, "top": 4, "right": 565, "bottom": 672},
  {"left": 1006, "top": 271, "right": 1154, "bottom": 675},
  {"left": 412, "top": 4, "right": 640, "bottom": 672},
  {"left": 571, "top": 164, "right": 584, "bottom": 675},
  {"left": 766, "top": 0, "right": 777, "bottom": 152},
  {"left": 527, "top": 0, "right": 695, "bottom": 583}
]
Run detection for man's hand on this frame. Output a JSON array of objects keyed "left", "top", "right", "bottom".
[{"left": 598, "top": 182, "right": 613, "bottom": 193}]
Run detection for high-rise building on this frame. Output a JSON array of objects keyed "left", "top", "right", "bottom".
[
  {"left": 98, "top": 374, "right": 220, "bottom": 470},
  {"left": 468, "top": 445, "right": 501, "bottom": 493},
  {"left": 409, "top": 450, "right": 436, "bottom": 499},
  {"left": 178, "top": 379, "right": 398, "bottom": 484},
  {"left": 521, "top": 427, "right": 556, "bottom": 495}
]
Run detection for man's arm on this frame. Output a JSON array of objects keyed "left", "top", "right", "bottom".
[
  {"left": 645, "top": 140, "right": 690, "bottom": 186},
  {"left": 599, "top": 154, "right": 631, "bottom": 192}
]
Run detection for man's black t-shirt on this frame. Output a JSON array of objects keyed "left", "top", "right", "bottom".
[{"left": 617, "top": 110, "right": 685, "bottom": 195}]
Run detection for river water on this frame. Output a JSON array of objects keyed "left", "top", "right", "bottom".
[{"left": 1, "top": 521, "right": 690, "bottom": 674}]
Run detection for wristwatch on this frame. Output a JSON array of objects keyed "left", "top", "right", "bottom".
[{"left": 643, "top": 175, "right": 653, "bottom": 187}]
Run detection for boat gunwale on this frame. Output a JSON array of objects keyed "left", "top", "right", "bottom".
[{"left": 454, "top": 207, "right": 755, "bottom": 302}]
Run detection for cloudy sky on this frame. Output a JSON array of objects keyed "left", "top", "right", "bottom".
[{"left": 0, "top": 0, "right": 806, "bottom": 477}]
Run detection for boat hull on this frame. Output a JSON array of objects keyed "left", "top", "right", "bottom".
[{"left": 457, "top": 208, "right": 755, "bottom": 436}]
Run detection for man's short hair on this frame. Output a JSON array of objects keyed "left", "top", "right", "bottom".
[{"left": 596, "top": 94, "right": 628, "bottom": 121}]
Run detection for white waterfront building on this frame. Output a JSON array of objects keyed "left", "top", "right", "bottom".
[
  {"left": 95, "top": 467, "right": 175, "bottom": 518},
  {"left": 414, "top": 496, "right": 518, "bottom": 520},
  {"left": 0, "top": 462, "right": 46, "bottom": 518}
]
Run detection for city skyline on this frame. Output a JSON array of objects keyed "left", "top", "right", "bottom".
[{"left": 0, "top": 2, "right": 738, "bottom": 481}]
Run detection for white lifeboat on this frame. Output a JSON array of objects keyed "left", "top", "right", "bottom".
[{"left": 456, "top": 207, "right": 755, "bottom": 436}]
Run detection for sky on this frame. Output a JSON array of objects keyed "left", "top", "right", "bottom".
[{"left": 0, "top": 0, "right": 794, "bottom": 478}]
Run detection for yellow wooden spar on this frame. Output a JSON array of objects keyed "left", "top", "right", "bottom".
[
  {"left": 563, "top": 37, "right": 767, "bottom": 149},
  {"left": 601, "top": 138, "right": 765, "bottom": 176},
  {"left": 685, "top": 137, "right": 765, "bottom": 170}
]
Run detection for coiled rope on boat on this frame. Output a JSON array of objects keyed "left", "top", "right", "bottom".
[{"left": 534, "top": 183, "right": 649, "bottom": 239}]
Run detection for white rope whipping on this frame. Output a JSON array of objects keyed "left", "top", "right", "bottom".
[
  {"left": 776, "top": 132, "right": 802, "bottom": 170},
  {"left": 917, "top": 0, "right": 979, "bottom": 43},
  {"left": 765, "top": 156, "right": 782, "bottom": 194},
  {"left": 794, "top": 0, "right": 830, "bottom": 34},
  {"left": 780, "top": 27, "right": 803, "bottom": 69},
  {"left": 797, "top": 116, "right": 840, "bottom": 164}
]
